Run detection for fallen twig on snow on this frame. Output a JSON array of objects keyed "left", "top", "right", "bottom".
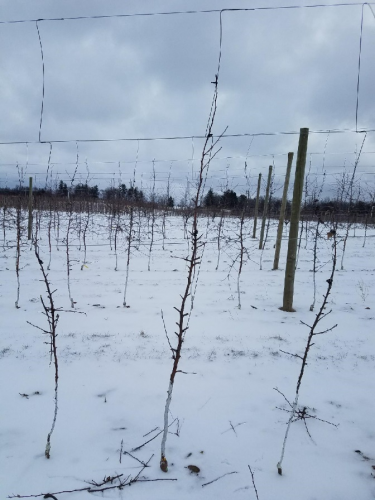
[
  {"left": 8, "top": 455, "right": 177, "bottom": 498},
  {"left": 202, "top": 471, "right": 238, "bottom": 487},
  {"left": 248, "top": 465, "right": 260, "bottom": 500}
]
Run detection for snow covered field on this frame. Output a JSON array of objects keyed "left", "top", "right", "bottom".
[{"left": 1, "top": 212, "right": 374, "bottom": 499}]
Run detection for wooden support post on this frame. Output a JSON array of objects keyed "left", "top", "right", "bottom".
[
  {"left": 252, "top": 173, "right": 262, "bottom": 238},
  {"left": 273, "top": 152, "right": 294, "bottom": 270},
  {"left": 28, "top": 177, "right": 33, "bottom": 240},
  {"left": 281, "top": 128, "right": 309, "bottom": 311},
  {"left": 258, "top": 165, "right": 272, "bottom": 250}
]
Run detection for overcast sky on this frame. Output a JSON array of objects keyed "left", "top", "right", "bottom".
[{"left": 0, "top": 0, "right": 374, "bottom": 200}]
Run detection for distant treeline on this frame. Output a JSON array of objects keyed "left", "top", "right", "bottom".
[
  {"left": 203, "top": 188, "right": 374, "bottom": 217},
  {"left": 0, "top": 181, "right": 174, "bottom": 208},
  {"left": 0, "top": 183, "right": 373, "bottom": 219}
]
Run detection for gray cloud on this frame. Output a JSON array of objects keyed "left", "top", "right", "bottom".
[{"left": 0, "top": 0, "right": 374, "bottom": 198}]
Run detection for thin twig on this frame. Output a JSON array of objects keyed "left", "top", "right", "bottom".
[
  {"left": 122, "top": 450, "right": 151, "bottom": 467},
  {"left": 8, "top": 461, "right": 177, "bottom": 498},
  {"left": 119, "top": 439, "right": 123, "bottom": 464},
  {"left": 132, "top": 418, "right": 177, "bottom": 452},
  {"left": 313, "top": 324, "right": 338, "bottom": 336},
  {"left": 161, "top": 309, "right": 174, "bottom": 355},
  {"left": 273, "top": 388, "right": 293, "bottom": 409},
  {"left": 202, "top": 471, "right": 238, "bottom": 488},
  {"left": 229, "top": 421, "right": 237, "bottom": 436},
  {"left": 248, "top": 465, "right": 260, "bottom": 500},
  {"left": 279, "top": 350, "right": 303, "bottom": 360},
  {"left": 143, "top": 426, "right": 159, "bottom": 437}
]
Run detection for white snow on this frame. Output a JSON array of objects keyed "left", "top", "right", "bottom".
[{"left": 1, "top": 211, "right": 374, "bottom": 499}]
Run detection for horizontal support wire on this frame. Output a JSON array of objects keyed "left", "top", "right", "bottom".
[
  {"left": 0, "top": 128, "right": 374, "bottom": 147},
  {"left": 1, "top": 3, "right": 374, "bottom": 25},
  {"left": 1, "top": 3, "right": 374, "bottom": 145},
  {"left": 1, "top": 1, "right": 374, "bottom": 181}
]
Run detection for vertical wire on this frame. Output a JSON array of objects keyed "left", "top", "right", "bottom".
[
  {"left": 191, "top": 137, "right": 195, "bottom": 181},
  {"left": 133, "top": 140, "right": 140, "bottom": 187},
  {"left": 322, "top": 132, "right": 330, "bottom": 171},
  {"left": 36, "top": 21, "right": 45, "bottom": 142},
  {"left": 45, "top": 142, "right": 52, "bottom": 189},
  {"left": 218, "top": 10, "right": 224, "bottom": 78},
  {"left": 355, "top": 4, "right": 364, "bottom": 132}
]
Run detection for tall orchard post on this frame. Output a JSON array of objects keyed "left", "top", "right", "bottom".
[
  {"left": 281, "top": 128, "right": 309, "bottom": 311},
  {"left": 252, "top": 173, "right": 262, "bottom": 238},
  {"left": 258, "top": 165, "right": 272, "bottom": 250},
  {"left": 273, "top": 152, "right": 294, "bottom": 270}
]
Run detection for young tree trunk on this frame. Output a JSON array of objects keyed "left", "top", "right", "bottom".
[
  {"left": 15, "top": 202, "right": 22, "bottom": 309},
  {"left": 296, "top": 216, "right": 305, "bottom": 268},
  {"left": 277, "top": 236, "right": 337, "bottom": 475},
  {"left": 215, "top": 210, "right": 224, "bottom": 270},
  {"left": 252, "top": 173, "right": 262, "bottom": 239},
  {"left": 65, "top": 205, "right": 75, "bottom": 308},
  {"left": 114, "top": 213, "right": 121, "bottom": 272},
  {"left": 54, "top": 209, "right": 60, "bottom": 250},
  {"left": 148, "top": 164, "right": 156, "bottom": 271},
  {"left": 2, "top": 204, "right": 8, "bottom": 249},
  {"left": 160, "top": 76, "right": 222, "bottom": 472},
  {"left": 81, "top": 204, "right": 90, "bottom": 269},
  {"left": 363, "top": 213, "right": 368, "bottom": 248},
  {"left": 123, "top": 206, "right": 134, "bottom": 307},
  {"left": 28, "top": 177, "right": 33, "bottom": 240},
  {"left": 309, "top": 220, "right": 320, "bottom": 311},
  {"left": 47, "top": 203, "right": 53, "bottom": 270},
  {"left": 30, "top": 244, "right": 60, "bottom": 459},
  {"left": 237, "top": 209, "right": 246, "bottom": 309}
]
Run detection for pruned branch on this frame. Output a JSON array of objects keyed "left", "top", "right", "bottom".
[
  {"left": 313, "top": 324, "right": 338, "bottom": 336},
  {"left": 273, "top": 388, "right": 293, "bottom": 409},
  {"left": 122, "top": 450, "right": 151, "bottom": 467},
  {"left": 279, "top": 350, "right": 303, "bottom": 360},
  {"left": 132, "top": 418, "right": 177, "bottom": 452},
  {"left": 221, "top": 421, "right": 246, "bottom": 435},
  {"left": 161, "top": 309, "right": 173, "bottom": 355}
]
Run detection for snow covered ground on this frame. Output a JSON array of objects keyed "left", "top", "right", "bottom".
[{"left": 1, "top": 211, "right": 374, "bottom": 499}]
